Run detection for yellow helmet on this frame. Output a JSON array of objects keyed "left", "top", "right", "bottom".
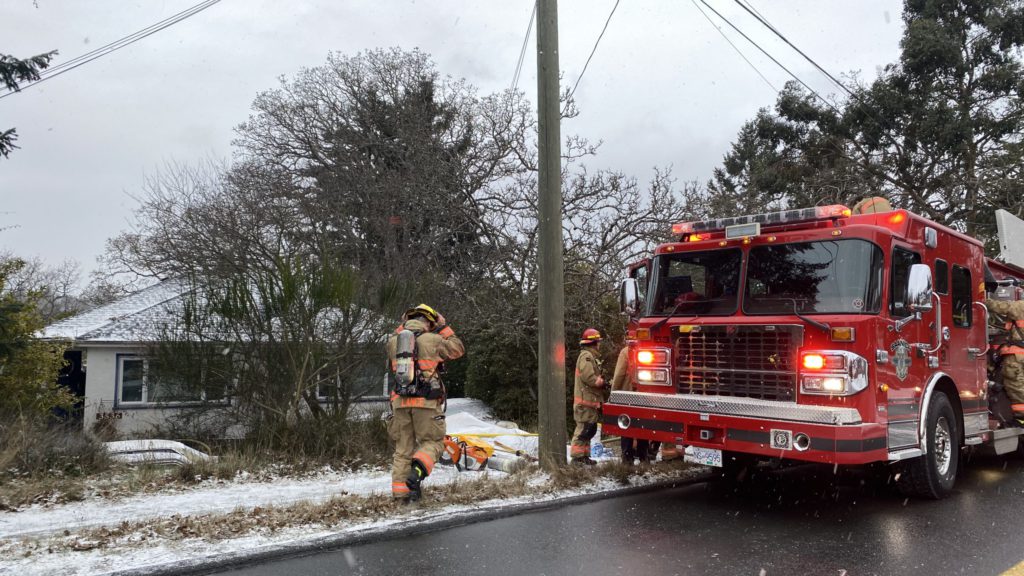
[{"left": 404, "top": 303, "right": 439, "bottom": 323}]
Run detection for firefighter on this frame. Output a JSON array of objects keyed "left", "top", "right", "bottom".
[
  {"left": 611, "top": 342, "right": 655, "bottom": 464},
  {"left": 571, "top": 328, "right": 605, "bottom": 465},
  {"left": 386, "top": 304, "right": 465, "bottom": 502},
  {"left": 987, "top": 296, "right": 1024, "bottom": 406}
]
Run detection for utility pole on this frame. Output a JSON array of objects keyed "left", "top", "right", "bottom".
[{"left": 536, "top": 0, "right": 566, "bottom": 471}]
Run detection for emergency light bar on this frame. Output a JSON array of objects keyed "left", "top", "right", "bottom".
[{"left": 672, "top": 205, "right": 852, "bottom": 236}]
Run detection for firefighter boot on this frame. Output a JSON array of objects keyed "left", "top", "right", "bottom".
[
  {"left": 620, "top": 437, "right": 635, "bottom": 465},
  {"left": 405, "top": 460, "right": 428, "bottom": 502}
]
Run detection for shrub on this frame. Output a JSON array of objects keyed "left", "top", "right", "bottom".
[{"left": 0, "top": 413, "right": 110, "bottom": 479}]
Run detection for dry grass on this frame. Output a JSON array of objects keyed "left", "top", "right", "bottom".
[
  {"left": 0, "top": 413, "right": 388, "bottom": 510},
  {"left": 5, "top": 460, "right": 698, "bottom": 557}
]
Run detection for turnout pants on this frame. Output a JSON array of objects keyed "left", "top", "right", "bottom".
[
  {"left": 388, "top": 404, "right": 445, "bottom": 498},
  {"left": 570, "top": 405, "right": 599, "bottom": 460},
  {"left": 1001, "top": 354, "right": 1024, "bottom": 405}
]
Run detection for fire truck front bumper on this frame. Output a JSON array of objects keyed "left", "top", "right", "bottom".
[{"left": 602, "top": 391, "right": 888, "bottom": 465}]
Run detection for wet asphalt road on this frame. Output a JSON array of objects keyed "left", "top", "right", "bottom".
[{"left": 219, "top": 454, "right": 1024, "bottom": 576}]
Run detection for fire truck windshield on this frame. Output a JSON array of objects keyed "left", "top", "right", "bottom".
[
  {"left": 649, "top": 248, "right": 742, "bottom": 316},
  {"left": 744, "top": 239, "right": 884, "bottom": 315}
]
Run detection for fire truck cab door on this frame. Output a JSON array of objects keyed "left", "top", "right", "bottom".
[{"left": 883, "top": 245, "right": 930, "bottom": 451}]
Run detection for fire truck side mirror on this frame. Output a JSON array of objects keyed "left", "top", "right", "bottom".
[
  {"left": 906, "top": 263, "right": 935, "bottom": 313},
  {"left": 621, "top": 278, "right": 640, "bottom": 318}
]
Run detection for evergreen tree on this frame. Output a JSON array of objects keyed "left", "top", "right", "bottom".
[
  {"left": 1, "top": 50, "right": 56, "bottom": 158},
  {"left": 711, "top": 0, "right": 1024, "bottom": 244},
  {"left": 0, "top": 259, "right": 71, "bottom": 418}
]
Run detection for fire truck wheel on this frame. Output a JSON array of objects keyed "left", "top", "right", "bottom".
[{"left": 897, "top": 391, "right": 960, "bottom": 499}]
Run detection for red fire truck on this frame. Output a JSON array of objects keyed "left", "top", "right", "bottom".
[{"left": 603, "top": 203, "right": 1024, "bottom": 498}]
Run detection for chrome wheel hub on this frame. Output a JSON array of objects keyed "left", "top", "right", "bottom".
[{"left": 935, "top": 416, "right": 952, "bottom": 476}]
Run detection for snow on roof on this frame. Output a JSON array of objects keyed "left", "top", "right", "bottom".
[
  {"left": 40, "top": 280, "right": 186, "bottom": 343},
  {"left": 41, "top": 279, "right": 391, "bottom": 345}
]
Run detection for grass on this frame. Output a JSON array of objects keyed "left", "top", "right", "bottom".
[
  {"left": 0, "top": 410, "right": 392, "bottom": 510},
  {"left": 3, "top": 460, "right": 699, "bottom": 558}
]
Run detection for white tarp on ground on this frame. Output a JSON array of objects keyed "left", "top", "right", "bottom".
[{"left": 104, "top": 440, "right": 215, "bottom": 466}]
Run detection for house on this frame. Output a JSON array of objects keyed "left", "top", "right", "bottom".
[{"left": 42, "top": 280, "right": 389, "bottom": 437}]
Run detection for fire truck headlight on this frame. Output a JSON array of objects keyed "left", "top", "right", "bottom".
[
  {"left": 636, "top": 368, "right": 670, "bottom": 385},
  {"left": 802, "top": 375, "right": 848, "bottom": 394},
  {"left": 636, "top": 348, "right": 671, "bottom": 366},
  {"left": 799, "top": 351, "right": 869, "bottom": 396}
]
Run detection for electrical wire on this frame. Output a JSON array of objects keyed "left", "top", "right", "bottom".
[
  {"left": 567, "top": 0, "right": 621, "bottom": 102},
  {"left": 694, "top": 0, "right": 907, "bottom": 194},
  {"left": 732, "top": 0, "right": 908, "bottom": 181},
  {"left": 695, "top": 0, "right": 841, "bottom": 115},
  {"left": 0, "top": 0, "right": 222, "bottom": 100},
  {"left": 510, "top": 1, "right": 537, "bottom": 92},
  {"left": 690, "top": 0, "right": 777, "bottom": 93},
  {"left": 732, "top": 0, "right": 854, "bottom": 97},
  {"left": 33, "top": 0, "right": 220, "bottom": 78}
]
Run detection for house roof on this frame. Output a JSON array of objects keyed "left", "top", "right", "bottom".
[
  {"left": 41, "top": 279, "right": 391, "bottom": 345},
  {"left": 40, "top": 280, "right": 187, "bottom": 343}
]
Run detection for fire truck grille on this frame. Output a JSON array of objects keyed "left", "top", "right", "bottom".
[{"left": 673, "top": 325, "right": 803, "bottom": 401}]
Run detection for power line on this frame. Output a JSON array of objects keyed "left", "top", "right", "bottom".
[
  {"left": 567, "top": 0, "right": 621, "bottom": 102},
  {"left": 732, "top": 0, "right": 854, "bottom": 97},
  {"left": 510, "top": 1, "right": 537, "bottom": 92},
  {"left": 732, "top": 0, "right": 906, "bottom": 168},
  {"left": 0, "top": 0, "right": 222, "bottom": 100},
  {"left": 690, "top": 0, "right": 777, "bottom": 93},
  {"left": 695, "top": 0, "right": 840, "bottom": 115},
  {"left": 35, "top": 0, "right": 220, "bottom": 78},
  {"left": 699, "top": 0, "right": 909, "bottom": 198}
]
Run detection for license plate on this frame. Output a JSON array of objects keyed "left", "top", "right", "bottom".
[{"left": 684, "top": 446, "right": 723, "bottom": 467}]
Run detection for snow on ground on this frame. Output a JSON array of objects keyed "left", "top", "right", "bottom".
[{"left": 0, "top": 398, "right": 700, "bottom": 576}]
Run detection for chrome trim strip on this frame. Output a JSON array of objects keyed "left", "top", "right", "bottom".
[
  {"left": 917, "top": 371, "right": 951, "bottom": 454},
  {"left": 888, "top": 448, "right": 923, "bottom": 461},
  {"left": 963, "top": 412, "right": 988, "bottom": 438},
  {"left": 607, "top": 390, "right": 862, "bottom": 425},
  {"left": 887, "top": 420, "right": 919, "bottom": 449}
]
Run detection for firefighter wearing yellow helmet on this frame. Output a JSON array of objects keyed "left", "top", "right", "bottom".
[
  {"left": 571, "top": 328, "right": 605, "bottom": 465},
  {"left": 386, "top": 304, "right": 465, "bottom": 502}
]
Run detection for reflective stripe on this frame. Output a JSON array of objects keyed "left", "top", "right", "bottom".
[
  {"left": 1000, "top": 346, "right": 1024, "bottom": 355},
  {"left": 417, "top": 359, "right": 440, "bottom": 370},
  {"left": 1012, "top": 404, "right": 1024, "bottom": 413},
  {"left": 392, "top": 482, "right": 410, "bottom": 495},
  {"left": 1008, "top": 320, "right": 1024, "bottom": 329},
  {"left": 413, "top": 451, "right": 435, "bottom": 474},
  {"left": 438, "top": 326, "right": 455, "bottom": 338},
  {"left": 574, "top": 397, "right": 602, "bottom": 409},
  {"left": 570, "top": 445, "right": 588, "bottom": 455}
]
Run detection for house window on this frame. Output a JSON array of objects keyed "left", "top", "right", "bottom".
[
  {"left": 117, "top": 355, "right": 227, "bottom": 406},
  {"left": 120, "top": 358, "right": 145, "bottom": 403},
  {"left": 317, "top": 361, "right": 388, "bottom": 401}
]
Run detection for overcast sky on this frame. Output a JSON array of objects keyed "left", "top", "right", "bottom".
[{"left": 2, "top": 0, "right": 904, "bottom": 280}]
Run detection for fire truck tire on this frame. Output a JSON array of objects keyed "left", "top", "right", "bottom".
[{"left": 897, "top": 391, "right": 959, "bottom": 499}]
